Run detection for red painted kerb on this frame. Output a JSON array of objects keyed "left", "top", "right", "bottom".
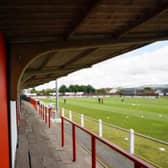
[{"left": 0, "top": 33, "right": 10, "bottom": 168}]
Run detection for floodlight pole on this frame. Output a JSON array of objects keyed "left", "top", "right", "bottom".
[{"left": 55, "top": 79, "right": 59, "bottom": 119}]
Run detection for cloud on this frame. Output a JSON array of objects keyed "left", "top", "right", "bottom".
[{"left": 36, "top": 41, "right": 168, "bottom": 90}]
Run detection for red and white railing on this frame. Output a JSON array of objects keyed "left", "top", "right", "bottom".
[
  {"left": 29, "top": 98, "right": 153, "bottom": 168},
  {"left": 61, "top": 115, "right": 154, "bottom": 168},
  {"left": 29, "top": 98, "right": 52, "bottom": 128}
]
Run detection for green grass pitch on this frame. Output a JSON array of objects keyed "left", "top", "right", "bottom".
[{"left": 40, "top": 96, "right": 168, "bottom": 141}]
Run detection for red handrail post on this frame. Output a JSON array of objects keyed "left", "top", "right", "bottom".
[
  {"left": 39, "top": 104, "right": 41, "bottom": 115},
  {"left": 43, "top": 105, "right": 45, "bottom": 120},
  {"left": 41, "top": 104, "right": 43, "bottom": 118},
  {"left": 42, "top": 105, "right": 43, "bottom": 119},
  {"left": 40, "top": 104, "right": 42, "bottom": 118},
  {"left": 40, "top": 105, "right": 43, "bottom": 117},
  {"left": 135, "top": 162, "right": 144, "bottom": 168},
  {"left": 48, "top": 108, "right": 51, "bottom": 128},
  {"left": 91, "top": 135, "right": 96, "bottom": 168},
  {"left": 72, "top": 124, "right": 76, "bottom": 162},
  {"left": 45, "top": 107, "right": 47, "bottom": 124},
  {"left": 61, "top": 117, "right": 64, "bottom": 147},
  {"left": 43, "top": 105, "right": 44, "bottom": 119}
]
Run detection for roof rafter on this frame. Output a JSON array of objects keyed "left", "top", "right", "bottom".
[
  {"left": 115, "top": 2, "right": 168, "bottom": 38},
  {"left": 65, "top": 0, "right": 100, "bottom": 39},
  {"left": 22, "top": 63, "right": 92, "bottom": 83},
  {"left": 60, "top": 48, "right": 96, "bottom": 68}
]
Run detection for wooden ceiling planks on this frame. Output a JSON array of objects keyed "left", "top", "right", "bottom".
[{"left": 1, "top": 0, "right": 168, "bottom": 88}]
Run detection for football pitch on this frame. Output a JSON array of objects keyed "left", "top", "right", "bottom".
[{"left": 41, "top": 96, "right": 168, "bottom": 141}]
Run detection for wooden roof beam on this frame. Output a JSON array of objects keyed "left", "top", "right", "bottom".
[
  {"left": 22, "top": 63, "right": 92, "bottom": 82},
  {"left": 60, "top": 48, "right": 96, "bottom": 68},
  {"left": 65, "top": 0, "right": 100, "bottom": 39},
  {"left": 10, "top": 30, "right": 168, "bottom": 48},
  {"left": 116, "top": 2, "right": 168, "bottom": 38}
]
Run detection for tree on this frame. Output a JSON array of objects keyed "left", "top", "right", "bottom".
[
  {"left": 144, "top": 87, "right": 154, "bottom": 94},
  {"left": 86, "top": 85, "right": 95, "bottom": 93},
  {"left": 30, "top": 88, "right": 37, "bottom": 93},
  {"left": 59, "top": 85, "right": 67, "bottom": 94},
  {"left": 69, "top": 85, "right": 78, "bottom": 92},
  {"left": 59, "top": 84, "right": 96, "bottom": 94}
]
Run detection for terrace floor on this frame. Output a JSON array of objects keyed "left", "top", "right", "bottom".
[{"left": 15, "top": 101, "right": 104, "bottom": 168}]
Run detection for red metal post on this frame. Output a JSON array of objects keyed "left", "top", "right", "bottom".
[
  {"left": 42, "top": 105, "right": 44, "bottom": 120},
  {"left": 91, "top": 135, "right": 96, "bottom": 168},
  {"left": 37, "top": 103, "right": 39, "bottom": 113},
  {"left": 34, "top": 100, "right": 36, "bottom": 109},
  {"left": 63, "top": 117, "right": 153, "bottom": 168},
  {"left": 61, "top": 117, "right": 64, "bottom": 147},
  {"left": 0, "top": 33, "right": 10, "bottom": 168},
  {"left": 41, "top": 104, "right": 42, "bottom": 118},
  {"left": 135, "top": 162, "right": 144, "bottom": 168},
  {"left": 43, "top": 106, "right": 45, "bottom": 120},
  {"left": 39, "top": 104, "right": 41, "bottom": 116},
  {"left": 41, "top": 104, "right": 43, "bottom": 118},
  {"left": 48, "top": 108, "right": 51, "bottom": 128},
  {"left": 72, "top": 124, "right": 76, "bottom": 161},
  {"left": 38, "top": 103, "right": 39, "bottom": 113},
  {"left": 36, "top": 101, "right": 37, "bottom": 111},
  {"left": 45, "top": 107, "right": 47, "bottom": 124}
]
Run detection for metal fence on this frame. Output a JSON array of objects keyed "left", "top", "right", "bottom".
[{"left": 61, "top": 116, "right": 153, "bottom": 168}]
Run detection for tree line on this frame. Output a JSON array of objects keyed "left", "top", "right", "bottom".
[
  {"left": 30, "top": 84, "right": 96, "bottom": 95},
  {"left": 59, "top": 84, "right": 95, "bottom": 94},
  {"left": 30, "top": 88, "right": 55, "bottom": 95}
]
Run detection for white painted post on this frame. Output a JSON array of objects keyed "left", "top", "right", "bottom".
[
  {"left": 69, "top": 110, "right": 72, "bottom": 121},
  {"left": 129, "top": 129, "right": 134, "bottom": 154},
  {"left": 10, "top": 101, "right": 18, "bottom": 168},
  {"left": 98, "top": 119, "right": 103, "bottom": 137},
  {"left": 61, "top": 108, "right": 64, "bottom": 117},
  {"left": 55, "top": 79, "right": 59, "bottom": 119},
  {"left": 80, "top": 114, "right": 84, "bottom": 127}
]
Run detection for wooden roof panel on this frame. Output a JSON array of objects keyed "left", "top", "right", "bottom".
[
  {"left": 1, "top": 0, "right": 167, "bottom": 88},
  {"left": 76, "top": 0, "right": 160, "bottom": 33},
  {"left": 45, "top": 49, "right": 85, "bottom": 67},
  {"left": 0, "top": 0, "right": 92, "bottom": 38}
]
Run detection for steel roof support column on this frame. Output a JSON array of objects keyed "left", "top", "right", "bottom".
[
  {"left": 0, "top": 33, "right": 10, "bottom": 168},
  {"left": 55, "top": 79, "right": 59, "bottom": 119}
]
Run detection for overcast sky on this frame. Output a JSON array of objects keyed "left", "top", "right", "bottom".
[{"left": 36, "top": 41, "right": 168, "bottom": 90}]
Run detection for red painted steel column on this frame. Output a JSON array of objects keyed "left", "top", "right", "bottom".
[
  {"left": 0, "top": 33, "right": 10, "bottom": 168},
  {"left": 43, "top": 105, "right": 45, "bottom": 120},
  {"left": 61, "top": 117, "right": 64, "bottom": 147},
  {"left": 39, "top": 104, "right": 41, "bottom": 115},
  {"left": 42, "top": 104, "right": 44, "bottom": 119},
  {"left": 72, "top": 124, "right": 76, "bottom": 161},
  {"left": 35, "top": 101, "right": 37, "bottom": 111},
  {"left": 41, "top": 104, "right": 43, "bottom": 118},
  {"left": 91, "top": 136, "right": 96, "bottom": 168},
  {"left": 48, "top": 108, "right": 51, "bottom": 128}
]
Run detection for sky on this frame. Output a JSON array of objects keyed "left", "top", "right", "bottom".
[{"left": 36, "top": 41, "right": 168, "bottom": 90}]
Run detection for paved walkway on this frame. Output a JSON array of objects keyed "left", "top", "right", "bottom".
[{"left": 15, "top": 101, "right": 104, "bottom": 168}]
